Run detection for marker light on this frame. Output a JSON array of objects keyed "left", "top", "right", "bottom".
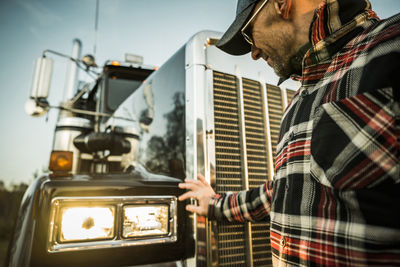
[
  {"left": 123, "top": 205, "right": 169, "bottom": 238},
  {"left": 49, "top": 151, "right": 73, "bottom": 172},
  {"left": 125, "top": 53, "right": 143, "bottom": 65},
  {"left": 59, "top": 207, "right": 115, "bottom": 242},
  {"left": 111, "top": 61, "right": 121, "bottom": 66}
]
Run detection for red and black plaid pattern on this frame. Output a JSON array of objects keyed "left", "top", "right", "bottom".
[{"left": 209, "top": 0, "right": 400, "bottom": 265}]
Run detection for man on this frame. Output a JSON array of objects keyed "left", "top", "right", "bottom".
[{"left": 179, "top": 0, "right": 400, "bottom": 265}]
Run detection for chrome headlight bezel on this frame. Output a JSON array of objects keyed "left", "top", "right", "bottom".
[{"left": 47, "top": 196, "right": 177, "bottom": 253}]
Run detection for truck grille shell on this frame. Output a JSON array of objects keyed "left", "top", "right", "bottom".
[{"left": 212, "top": 71, "right": 295, "bottom": 266}]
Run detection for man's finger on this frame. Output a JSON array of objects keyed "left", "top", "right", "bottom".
[
  {"left": 178, "top": 182, "right": 188, "bottom": 189},
  {"left": 178, "top": 191, "right": 196, "bottom": 201},
  {"left": 185, "top": 204, "right": 206, "bottom": 216},
  {"left": 179, "top": 181, "right": 200, "bottom": 191},
  {"left": 185, "top": 179, "right": 203, "bottom": 186},
  {"left": 197, "top": 174, "right": 209, "bottom": 186}
]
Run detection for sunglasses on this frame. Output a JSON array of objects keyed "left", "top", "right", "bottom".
[{"left": 241, "top": 0, "right": 269, "bottom": 46}]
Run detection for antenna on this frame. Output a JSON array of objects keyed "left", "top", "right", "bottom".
[{"left": 93, "top": 0, "right": 100, "bottom": 56}]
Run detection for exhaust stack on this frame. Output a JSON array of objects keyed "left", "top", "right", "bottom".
[{"left": 63, "top": 38, "right": 82, "bottom": 101}]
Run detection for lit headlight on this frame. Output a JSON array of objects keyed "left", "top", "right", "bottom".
[
  {"left": 48, "top": 196, "right": 177, "bottom": 252},
  {"left": 123, "top": 205, "right": 169, "bottom": 238},
  {"left": 60, "top": 207, "right": 114, "bottom": 242}
]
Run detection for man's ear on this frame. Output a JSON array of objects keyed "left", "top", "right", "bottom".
[{"left": 274, "top": 0, "right": 292, "bottom": 19}]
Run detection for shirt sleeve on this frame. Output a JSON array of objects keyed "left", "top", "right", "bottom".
[{"left": 207, "top": 180, "right": 274, "bottom": 223}]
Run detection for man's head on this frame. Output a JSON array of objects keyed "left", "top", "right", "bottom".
[{"left": 217, "top": 0, "right": 321, "bottom": 78}]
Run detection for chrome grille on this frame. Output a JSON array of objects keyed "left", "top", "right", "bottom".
[
  {"left": 213, "top": 71, "right": 246, "bottom": 266},
  {"left": 243, "top": 78, "right": 271, "bottom": 266},
  {"left": 266, "top": 84, "right": 284, "bottom": 166},
  {"left": 212, "top": 71, "right": 272, "bottom": 266}
]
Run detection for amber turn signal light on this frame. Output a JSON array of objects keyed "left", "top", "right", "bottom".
[{"left": 49, "top": 151, "right": 73, "bottom": 172}]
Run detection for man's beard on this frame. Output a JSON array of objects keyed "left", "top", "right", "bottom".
[
  {"left": 270, "top": 53, "right": 295, "bottom": 79},
  {"left": 266, "top": 33, "right": 298, "bottom": 79}
]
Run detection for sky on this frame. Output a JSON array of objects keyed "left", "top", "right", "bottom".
[{"left": 0, "top": 0, "right": 399, "bottom": 187}]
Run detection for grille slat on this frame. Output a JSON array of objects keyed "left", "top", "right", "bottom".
[
  {"left": 213, "top": 72, "right": 246, "bottom": 265},
  {"left": 286, "top": 88, "right": 296, "bottom": 104},
  {"left": 266, "top": 84, "right": 285, "bottom": 166},
  {"left": 242, "top": 78, "right": 272, "bottom": 267}
]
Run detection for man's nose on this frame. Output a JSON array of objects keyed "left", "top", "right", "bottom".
[{"left": 251, "top": 45, "right": 262, "bottom": 60}]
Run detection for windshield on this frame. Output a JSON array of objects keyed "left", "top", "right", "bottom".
[{"left": 107, "top": 75, "right": 142, "bottom": 111}]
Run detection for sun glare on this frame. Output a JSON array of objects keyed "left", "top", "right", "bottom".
[{"left": 60, "top": 207, "right": 114, "bottom": 241}]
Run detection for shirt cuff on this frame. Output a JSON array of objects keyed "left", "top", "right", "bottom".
[{"left": 208, "top": 193, "right": 223, "bottom": 220}]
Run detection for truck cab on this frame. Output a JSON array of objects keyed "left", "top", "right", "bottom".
[{"left": 7, "top": 31, "right": 297, "bottom": 267}]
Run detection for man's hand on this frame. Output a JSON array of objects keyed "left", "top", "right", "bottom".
[{"left": 178, "top": 174, "right": 216, "bottom": 216}]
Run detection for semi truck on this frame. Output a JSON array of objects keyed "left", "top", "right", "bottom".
[{"left": 6, "top": 31, "right": 297, "bottom": 266}]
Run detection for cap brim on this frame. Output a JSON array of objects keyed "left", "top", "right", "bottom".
[{"left": 216, "top": 3, "right": 255, "bottom": 56}]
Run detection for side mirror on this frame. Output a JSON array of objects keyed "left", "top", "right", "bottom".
[
  {"left": 26, "top": 57, "right": 53, "bottom": 116},
  {"left": 30, "top": 57, "right": 53, "bottom": 99}
]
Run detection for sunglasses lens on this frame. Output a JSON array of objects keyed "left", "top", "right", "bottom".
[
  {"left": 241, "top": 0, "right": 269, "bottom": 46},
  {"left": 242, "top": 31, "right": 253, "bottom": 46}
]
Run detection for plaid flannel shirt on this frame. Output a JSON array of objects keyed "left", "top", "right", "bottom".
[{"left": 209, "top": 0, "right": 400, "bottom": 265}]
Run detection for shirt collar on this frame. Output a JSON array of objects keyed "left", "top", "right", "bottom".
[
  {"left": 280, "top": 0, "right": 379, "bottom": 85},
  {"left": 305, "top": 0, "right": 379, "bottom": 66},
  {"left": 310, "top": 0, "right": 372, "bottom": 46}
]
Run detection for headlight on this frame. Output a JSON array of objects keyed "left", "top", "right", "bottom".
[
  {"left": 123, "top": 205, "right": 169, "bottom": 238},
  {"left": 48, "top": 196, "right": 177, "bottom": 252},
  {"left": 60, "top": 207, "right": 114, "bottom": 242}
]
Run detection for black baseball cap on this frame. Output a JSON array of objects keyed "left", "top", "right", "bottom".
[{"left": 216, "top": 0, "right": 260, "bottom": 55}]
